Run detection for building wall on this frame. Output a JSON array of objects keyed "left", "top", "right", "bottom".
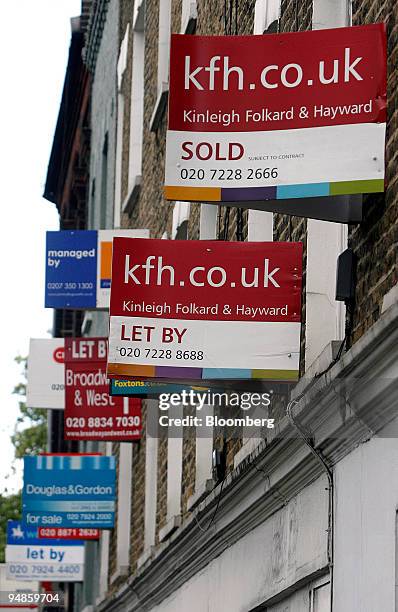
[
  {"left": 87, "top": 0, "right": 119, "bottom": 342},
  {"left": 114, "top": 0, "right": 315, "bottom": 581},
  {"left": 73, "top": 2, "right": 120, "bottom": 610},
  {"left": 134, "top": 476, "right": 329, "bottom": 612},
  {"left": 88, "top": 0, "right": 118, "bottom": 234},
  {"left": 82, "top": 0, "right": 398, "bottom": 610},
  {"left": 349, "top": 0, "right": 398, "bottom": 344},
  {"left": 334, "top": 436, "right": 398, "bottom": 611}
]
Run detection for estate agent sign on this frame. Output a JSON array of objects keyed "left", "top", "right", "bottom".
[
  {"left": 108, "top": 238, "right": 302, "bottom": 382},
  {"left": 165, "top": 24, "right": 386, "bottom": 204}
]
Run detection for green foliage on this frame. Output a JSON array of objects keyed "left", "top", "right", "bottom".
[
  {"left": 0, "top": 358, "right": 48, "bottom": 561},
  {"left": 11, "top": 356, "right": 47, "bottom": 458},
  {"left": 0, "top": 492, "right": 21, "bottom": 563},
  {"left": 0, "top": 358, "right": 48, "bottom": 562}
]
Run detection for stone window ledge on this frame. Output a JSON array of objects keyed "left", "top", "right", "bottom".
[
  {"left": 234, "top": 437, "right": 263, "bottom": 470},
  {"left": 159, "top": 515, "right": 182, "bottom": 542},
  {"left": 121, "top": 175, "right": 141, "bottom": 216},
  {"left": 110, "top": 564, "right": 129, "bottom": 585},
  {"left": 187, "top": 478, "right": 215, "bottom": 512},
  {"left": 149, "top": 83, "right": 169, "bottom": 133},
  {"left": 137, "top": 545, "right": 156, "bottom": 571}
]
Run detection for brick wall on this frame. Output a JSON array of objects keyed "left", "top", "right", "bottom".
[
  {"left": 156, "top": 436, "right": 168, "bottom": 539},
  {"left": 181, "top": 407, "right": 196, "bottom": 515},
  {"left": 349, "top": 0, "right": 398, "bottom": 343}
]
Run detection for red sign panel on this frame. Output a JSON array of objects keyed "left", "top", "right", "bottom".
[
  {"left": 64, "top": 338, "right": 142, "bottom": 441},
  {"left": 38, "top": 527, "right": 100, "bottom": 540},
  {"left": 168, "top": 24, "right": 386, "bottom": 132},
  {"left": 109, "top": 238, "right": 301, "bottom": 322}
]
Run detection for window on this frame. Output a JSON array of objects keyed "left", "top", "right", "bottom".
[
  {"left": 157, "top": 0, "right": 171, "bottom": 93},
  {"left": 96, "top": 441, "right": 112, "bottom": 604},
  {"left": 144, "top": 431, "right": 158, "bottom": 551},
  {"left": 181, "top": 0, "right": 197, "bottom": 33},
  {"left": 310, "top": 579, "right": 331, "bottom": 611},
  {"left": 110, "top": 441, "right": 133, "bottom": 583},
  {"left": 126, "top": 1, "right": 145, "bottom": 200},
  {"left": 133, "top": 0, "right": 145, "bottom": 31},
  {"left": 159, "top": 405, "right": 183, "bottom": 542},
  {"left": 172, "top": 201, "right": 190, "bottom": 240},
  {"left": 150, "top": 0, "right": 171, "bottom": 131},
  {"left": 312, "top": 0, "right": 351, "bottom": 29},
  {"left": 100, "top": 133, "right": 108, "bottom": 229},
  {"left": 137, "top": 402, "right": 159, "bottom": 567},
  {"left": 254, "top": 0, "right": 281, "bottom": 34},
  {"left": 305, "top": 0, "right": 350, "bottom": 368},
  {"left": 113, "top": 25, "right": 129, "bottom": 227}
]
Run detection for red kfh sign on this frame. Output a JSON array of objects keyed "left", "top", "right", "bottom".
[
  {"left": 164, "top": 24, "right": 386, "bottom": 203},
  {"left": 38, "top": 527, "right": 100, "bottom": 540},
  {"left": 107, "top": 238, "right": 302, "bottom": 382},
  {"left": 64, "top": 338, "right": 142, "bottom": 441}
]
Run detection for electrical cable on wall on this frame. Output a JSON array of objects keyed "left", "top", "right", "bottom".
[{"left": 193, "top": 477, "right": 227, "bottom": 533}]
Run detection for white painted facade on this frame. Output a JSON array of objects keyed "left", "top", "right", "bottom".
[
  {"left": 334, "top": 437, "right": 398, "bottom": 612},
  {"left": 110, "top": 442, "right": 133, "bottom": 582},
  {"left": 142, "top": 402, "right": 159, "bottom": 557},
  {"left": 134, "top": 476, "right": 329, "bottom": 612},
  {"left": 150, "top": 476, "right": 329, "bottom": 612}
]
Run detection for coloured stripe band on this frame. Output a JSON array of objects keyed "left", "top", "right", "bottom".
[
  {"left": 164, "top": 178, "right": 385, "bottom": 203},
  {"left": 107, "top": 363, "right": 299, "bottom": 381}
]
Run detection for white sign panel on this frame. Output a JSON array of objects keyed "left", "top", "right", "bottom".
[
  {"left": 26, "top": 339, "right": 65, "bottom": 410},
  {"left": 5, "top": 545, "right": 84, "bottom": 582},
  {"left": 6, "top": 545, "right": 84, "bottom": 564}
]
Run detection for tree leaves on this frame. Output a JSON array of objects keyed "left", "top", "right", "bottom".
[
  {"left": 11, "top": 356, "right": 47, "bottom": 457},
  {"left": 0, "top": 492, "right": 21, "bottom": 563}
]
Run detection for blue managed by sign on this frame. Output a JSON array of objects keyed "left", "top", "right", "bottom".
[{"left": 45, "top": 230, "right": 97, "bottom": 308}]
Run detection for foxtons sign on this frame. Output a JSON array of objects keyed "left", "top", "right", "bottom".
[
  {"left": 107, "top": 238, "right": 302, "bottom": 382},
  {"left": 164, "top": 24, "right": 386, "bottom": 204}
]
